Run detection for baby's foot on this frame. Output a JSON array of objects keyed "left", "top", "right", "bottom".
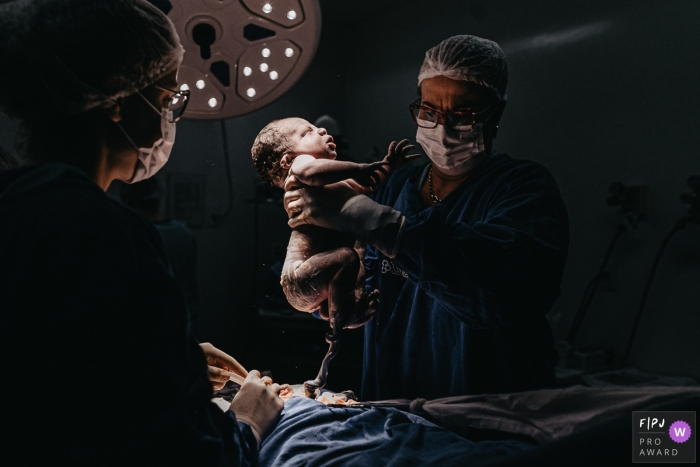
[
  {"left": 344, "top": 289, "right": 380, "bottom": 329},
  {"left": 360, "top": 289, "right": 380, "bottom": 313}
]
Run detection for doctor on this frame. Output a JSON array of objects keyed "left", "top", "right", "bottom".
[
  {"left": 285, "top": 35, "right": 570, "bottom": 400},
  {"left": 0, "top": 0, "right": 281, "bottom": 464}
]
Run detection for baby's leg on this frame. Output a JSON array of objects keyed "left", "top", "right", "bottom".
[
  {"left": 281, "top": 229, "right": 330, "bottom": 313},
  {"left": 283, "top": 248, "right": 360, "bottom": 327},
  {"left": 322, "top": 248, "right": 362, "bottom": 330}
]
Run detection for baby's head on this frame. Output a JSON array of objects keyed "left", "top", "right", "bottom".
[{"left": 251, "top": 117, "right": 337, "bottom": 187}]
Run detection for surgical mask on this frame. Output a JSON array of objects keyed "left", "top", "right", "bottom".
[
  {"left": 415, "top": 119, "right": 487, "bottom": 176},
  {"left": 118, "top": 92, "right": 176, "bottom": 184}
]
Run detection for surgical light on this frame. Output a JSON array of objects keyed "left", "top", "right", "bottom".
[
  {"left": 168, "top": 0, "right": 321, "bottom": 118},
  {"left": 246, "top": 88, "right": 257, "bottom": 97},
  {"left": 180, "top": 83, "right": 190, "bottom": 91}
]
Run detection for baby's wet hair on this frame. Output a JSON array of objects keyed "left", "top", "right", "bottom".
[{"left": 251, "top": 119, "right": 296, "bottom": 187}]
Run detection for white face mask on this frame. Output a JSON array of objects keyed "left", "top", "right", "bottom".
[
  {"left": 118, "top": 92, "right": 176, "bottom": 184},
  {"left": 415, "top": 119, "right": 487, "bottom": 176}
]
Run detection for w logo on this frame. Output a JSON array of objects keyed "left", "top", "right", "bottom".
[{"left": 669, "top": 421, "right": 692, "bottom": 444}]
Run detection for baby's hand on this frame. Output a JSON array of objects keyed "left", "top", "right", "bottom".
[
  {"left": 351, "top": 161, "right": 389, "bottom": 190},
  {"left": 384, "top": 139, "right": 421, "bottom": 171}
]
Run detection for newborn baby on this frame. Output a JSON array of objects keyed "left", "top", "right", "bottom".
[{"left": 251, "top": 118, "right": 417, "bottom": 332}]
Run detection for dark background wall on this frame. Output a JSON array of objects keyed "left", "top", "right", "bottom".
[{"left": 1, "top": 0, "right": 698, "bottom": 389}]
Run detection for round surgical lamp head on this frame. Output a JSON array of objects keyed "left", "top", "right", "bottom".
[{"left": 161, "top": 0, "right": 321, "bottom": 119}]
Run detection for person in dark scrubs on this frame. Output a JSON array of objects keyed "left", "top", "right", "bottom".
[
  {"left": 120, "top": 178, "right": 200, "bottom": 336},
  {"left": 0, "top": 0, "right": 281, "bottom": 464},
  {"left": 284, "top": 35, "right": 570, "bottom": 401}
]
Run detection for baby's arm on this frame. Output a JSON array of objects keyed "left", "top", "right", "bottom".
[
  {"left": 291, "top": 155, "right": 387, "bottom": 188},
  {"left": 343, "top": 140, "right": 422, "bottom": 193},
  {"left": 379, "top": 139, "right": 422, "bottom": 181}
]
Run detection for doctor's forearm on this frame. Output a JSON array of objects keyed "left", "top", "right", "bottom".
[{"left": 393, "top": 214, "right": 562, "bottom": 326}]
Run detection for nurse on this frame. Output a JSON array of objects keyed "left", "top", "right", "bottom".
[
  {"left": 284, "top": 35, "right": 570, "bottom": 400},
  {"left": 0, "top": 0, "right": 281, "bottom": 464}
]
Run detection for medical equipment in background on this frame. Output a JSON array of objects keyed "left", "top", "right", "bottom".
[
  {"left": 558, "top": 182, "right": 647, "bottom": 373},
  {"left": 166, "top": 172, "right": 207, "bottom": 226},
  {"left": 246, "top": 180, "right": 285, "bottom": 307},
  {"left": 620, "top": 175, "right": 700, "bottom": 367},
  {"left": 163, "top": 121, "right": 232, "bottom": 227},
  {"left": 558, "top": 177, "right": 699, "bottom": 389},
  {"left": 0, "top": 143, "right": 18, "bottom": 170},
  {"left": 160, "top": 0, "right": 321, "bottom": 119},
  {"left": 211, "top": 119, "right": 234, "bottom": 224}
]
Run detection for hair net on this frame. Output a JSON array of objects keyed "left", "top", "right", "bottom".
[
  {"left": 0, "top": 0, "right": 184, "bottom": 120},
  {"left": 418, "top": 35, "right": 508, "bottom": 101}
]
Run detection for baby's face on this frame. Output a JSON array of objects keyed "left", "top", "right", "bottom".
[{"left": 282, "top": 118, "right": 337, "bottom": 160}]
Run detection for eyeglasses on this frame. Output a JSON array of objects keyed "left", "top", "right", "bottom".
[
  {"left": 154, "top": 84, "right": 190, "bottom": 123},
  {"left": 409, "top": 100, "right": 495, "bottom": 131}
]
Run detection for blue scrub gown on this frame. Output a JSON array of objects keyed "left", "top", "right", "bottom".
[{"left": 362, "top": 151, "right": 569, "bottom": 401}]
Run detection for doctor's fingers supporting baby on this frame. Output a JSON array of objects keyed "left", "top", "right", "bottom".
[{"left": 284, "top": 182, "right": 358, "bottom": 230}]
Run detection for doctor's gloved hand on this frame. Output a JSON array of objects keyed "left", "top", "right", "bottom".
[
  {"left": 284, "top": 182, "right": 358, "bottom": 231},
  {"left": 230, "top": 370, "right": 284, "bottom": 445},
  {"left": 199, "top": 342, "right": 248, "bottom": 390},
  {"left": 284, "top": 185, "right": 405, "bottom": 258}
]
